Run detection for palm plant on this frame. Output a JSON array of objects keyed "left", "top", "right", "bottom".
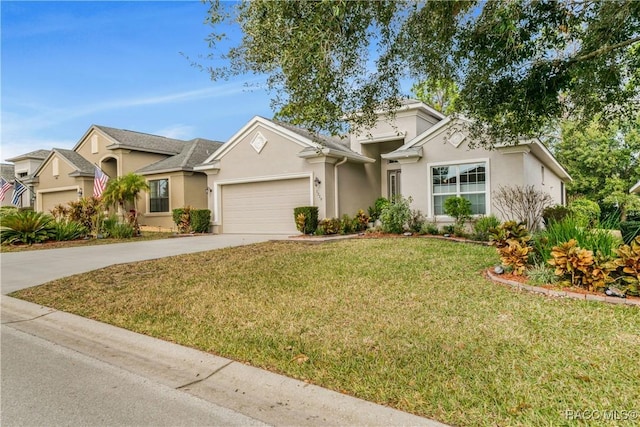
[
  {"left": 0, "top": 210, "right": 55, "bottom": 245},
  {"left": 101, "top": 173, "right": 150, "bottom": 221}
]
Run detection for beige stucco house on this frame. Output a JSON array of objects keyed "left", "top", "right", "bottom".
[
  {"left": 30, "top": 125, "right": 221, "bottom": 228},
  {"left": 631, "top": 180, "right": 640, "bottom": 194},
  {"left": 4, "top": 149, "right": 50, "bottom": 208},
  {"left": 13, "top": 100, "right": 570, "bottom": 234},
  {"left": 195, "top": 101, "right": 571, "bottom": 234}
]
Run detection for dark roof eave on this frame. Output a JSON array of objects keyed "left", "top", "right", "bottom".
[
  {"left": 137, "top": 167, "right": 198, "bottom": 176},
  {"left": 105, "top": 143, "right": 180, "bottom": 156},
  {"left": 68, "top": 171, "right": 94, "bottom": 177}
]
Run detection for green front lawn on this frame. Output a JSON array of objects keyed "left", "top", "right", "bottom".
[{"left": 12, "top": 238, "right": 639, "bottom": 426}]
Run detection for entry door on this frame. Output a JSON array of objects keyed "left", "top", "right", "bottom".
[{"left": 388, "top": 170, "right": 401, "bottom": 201}]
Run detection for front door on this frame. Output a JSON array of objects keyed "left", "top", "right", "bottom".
[{"left": 388, "top": 170, "right": 401, "bottom": 201}]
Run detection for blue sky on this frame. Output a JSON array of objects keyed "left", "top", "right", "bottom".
[{"left": 1, "top": 0, "right": 273, "bottom": 163}]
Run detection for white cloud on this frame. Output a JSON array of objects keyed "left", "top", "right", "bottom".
[{"left": 153, "top": 124, "right": 196, "bottom": 140}]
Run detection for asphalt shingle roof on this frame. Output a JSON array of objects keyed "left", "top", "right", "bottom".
[
  {"left": 6, "top": 149, "right": 51, "bottom": 162},
  {"left": 137, "top": 139, "right": 223, "bottom": 174},
  {"left": 95, "top": 125, "right": 187, "bottom": 155},
  {"left": 271, "top": 119, "right": 364, "bottom": 155},
  {"left": 1, "top": 163, "right": 15, "bottom": 181},
  {"left": 53, "top": 148, "right": 95, "bottom": 177}
]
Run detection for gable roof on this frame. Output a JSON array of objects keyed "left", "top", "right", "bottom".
[
  {"left": 74, "top": 125, "right": 188, "bottom": 155},
  {"left": 6, "top": 149, "right": 51, "bottom": 162},
  {"left": 196, "top": 116, "right": 374, "bottom": 170},
  {"left": 1, "top": 163, "right": 15, "bottom": 181},
  {"left": 384, "top": 116, "right": 571, "bottom": 181},
  {"left": 137, "top": 138, "right": 223, "bottom": 175},
  {"left": 33, "top": 148, "right": 95, "bottom": 179}
]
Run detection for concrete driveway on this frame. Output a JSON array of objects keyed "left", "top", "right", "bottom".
[{"left": 1, "top": 234, "right": 287, "bottom": 294}]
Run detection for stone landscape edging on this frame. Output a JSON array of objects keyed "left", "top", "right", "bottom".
[{"left": 486, "top": 270, "right": 640, "bottom": 307}]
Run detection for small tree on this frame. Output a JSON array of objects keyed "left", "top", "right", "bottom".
[
  {"left": 493, "top": 185, "right": 553, "bottom": 231},
  {"left": 101, "top": 173, "right": 150, "bottom": 221},
  {"left": 380, "top": 196, "right": 412, "bottom": 234},
  {"left": 444, "top": 197, "right": 472, "bottom": 233}
]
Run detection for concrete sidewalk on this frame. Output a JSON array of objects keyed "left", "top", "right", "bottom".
[
  {"left": 2, "top": 297, "right": 444, "bottom": 426},
  {"left": 1, "top": 234, "right": 447, "bottom": 426}
]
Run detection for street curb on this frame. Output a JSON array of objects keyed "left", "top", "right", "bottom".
[{"left": 1, "top": 295, "right": 447, "bottom": 427}]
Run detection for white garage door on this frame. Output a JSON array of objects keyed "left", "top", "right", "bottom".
[
  {"left": 41, "top": 190, "right": 78, "bottom": 214},
  {"left": 221, "top": 178, "right": 310, "bottom": 234}
]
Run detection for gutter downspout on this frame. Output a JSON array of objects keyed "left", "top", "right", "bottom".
[{"left": 334, "top": 157, "right": 348, "bottom": 218}]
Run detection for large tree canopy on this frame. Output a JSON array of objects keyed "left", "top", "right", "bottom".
[
  {"left": 551, "top": 116, "right": 640, "bottom": 217},
  {"left": 204, "top": 0, "right": 640, "bottom": 145}
]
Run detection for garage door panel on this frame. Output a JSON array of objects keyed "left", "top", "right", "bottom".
[
  {"left": 222, "top": 178, "right": 310, "bottom": 234},
  {"left": 41, "top": 191, "right": 77, "bottom": 214}
]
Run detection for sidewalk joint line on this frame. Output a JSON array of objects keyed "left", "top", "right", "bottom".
[{"left": 176, "top": 360, "right": 234, "bottom": 390}]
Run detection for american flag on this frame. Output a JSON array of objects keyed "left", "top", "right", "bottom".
[
  {"left": 11, "top": 180, "right": 27, "bottom": 206},
  {"left": 93, "top": 165, "right": 109, "bottom": 198},
  {"left": 0, "top": 177, "right": 13, "bottom": 201}
]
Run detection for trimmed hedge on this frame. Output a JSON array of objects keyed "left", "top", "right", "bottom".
[
  {"left": 620, "top": 221, "right": 640, "bottom": 245},
  {"left": 293, "top": 206, "right": 318, "bottom": 234},
  {"left": 542, "top": 205, "right": 570, "bottom": 226},
  {"left": 172, "top": 207, "right": 211, "bottom": 233},
  {"left": 191, "top": 209, "right": 211, "bottom": 233}
]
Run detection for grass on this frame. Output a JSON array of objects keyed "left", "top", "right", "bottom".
[
  {"left": 0, "top": 231, "right": 174, "bottom": 253},
  {"left": 12, "top": 238, "right": 640, "bottom": 426}
]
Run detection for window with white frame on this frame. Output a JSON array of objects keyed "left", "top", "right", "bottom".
[
  {"left": 149, "top": 179, "right": 169, "bottom": 213},
  {"left": 432, "top": 162, "right": 487, "bottom": 215}
]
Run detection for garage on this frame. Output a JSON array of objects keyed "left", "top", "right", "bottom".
[
  {"left": 221, "top": 178, "right": 310, "bottom": 234},
  {"left": 40, "top": 190, "right": 78, "bottom": 213}
]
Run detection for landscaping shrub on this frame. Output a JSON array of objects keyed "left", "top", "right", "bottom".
[
  {"left": 340, "top": 214, "right": 354, "bottom": 234},
  {"left": 106, "top": 222, "right": 135, "bottom": 239},
  {"left": 172, "top": 206, "right": 192, "bottom": 233},
  {"left": 532, "top": 216, "right": 620, "bottom": 264},
  {"left": 613, "top": 236, "right": 640, "bottom": 296},
  {"left": 489, "top": 221, "right": 532, "bottom": 275},
  {"left": 542, "top": 205, "right": 570, "bottom": 226},
  {"left": 568, "top": 198, "right": 600, "bottom": 228},
  {"left": 493, "top": 185, "right": 553, "bottom": 231},
  {"left": 353, "top": 209, "right": 370, "bottom": 232},
  {"left": 620, "top": 221, "right": 640, "bottom": 245},
  {"left": 444, "top": 196, "right": 471, "bottom": 232},
  {"left": 407, "top": 209, "right": 425, "bottom": 233},
  {"left": 52, "top": 219, "right": 87, "bottom": 241},
  {"left": 472, "top": 215, "right": 500, "bottom": 241},
  {"left": 101, "top": 214, "right": 119, "bottom": 237},
  {"left": 191, "top": 209, "right": 211, "bottom": 233},
  {"left": 0, "top": 206, "right": 18, "bottom": 220},
  {"left": 420, "top": 221, "right": 439, "bottom": 235},
  {"left": 548, "top": 239, "right": 614, "bottom": 292},
  {"left": 316, "top": 218, "right": 341, "bottom": 235},
  {"left": 380, "top": 196, "right": 411, "bottom": 234},
  {"left": 293, "top": 206, "right": 319, "bottom": 234},
  {"left": 50, "top": 203, "right": 70, "bottom": 221},
  {"left": 526, "top": 264, "right": 558, "bottom": 286},
  {"left": 0, "top": 210, "right": 55, "bottom": 245},
  {"left": 68, "top": 197, "right": 102, "bottom": 231},
  {"left": 368, "top": 197, "right": 389, "bottom": 223}
]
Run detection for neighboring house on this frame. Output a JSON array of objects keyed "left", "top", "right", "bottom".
[
  {"left": 1, "top": 163, "right": 16, "bottom": 207},
  {"left": 29, "top": 125, "right": 222, "bottom": 228},
  {"left": 631, "top": 180, "right": 640, "bottom": 194},
  {"left": 5, "top": 149, "right": 50, "bottom": 208},
  {"left": 196, "top": 100, "right": 571, "bottom": 233}
]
